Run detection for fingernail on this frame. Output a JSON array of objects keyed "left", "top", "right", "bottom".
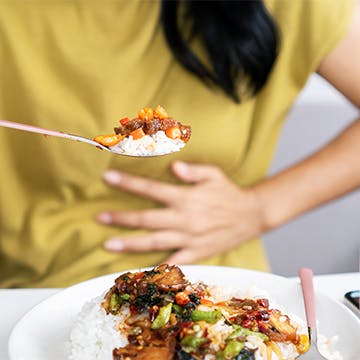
[
  {"left": 105, "top": 238, "right": 124, "bottom": 251},
  {"left": 97, "top": 212, "right": 112, "bottom": 224},
  {"left": 103, "top": 170, "right": 121, "bottom": 185},
  {"left": 174, "top": 161, "right": 188, "bottom": 175}
]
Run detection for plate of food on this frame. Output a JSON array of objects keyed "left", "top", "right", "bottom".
[{"left": 8, "top": 265, "right": 360, "bottom": 360}]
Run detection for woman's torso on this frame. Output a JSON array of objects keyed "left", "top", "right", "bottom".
[{"left": 0, "top": 0, "right": 354, "bottom": 287}]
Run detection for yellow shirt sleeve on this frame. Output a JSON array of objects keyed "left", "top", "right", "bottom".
[{"left": 268, "top": 0, "right": 356, "bottom": 81}]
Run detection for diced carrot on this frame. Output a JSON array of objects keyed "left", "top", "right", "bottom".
[
  {"left": 175, "top": 291, "right": 190, "bottom": 305},
  {"left": 154, "top": 105, "right": 168, "bottom": 119},
  {"left": 215, "top": 301, "right": 227, "bottom": 306},
  {"left": 119, "top": 117, "right": 130, "bottom": 125},
  {"left": 130, "top": 128, "right": 145, "bottom": 140},
  {"left": 200, "top": 299, "right": 214, "bottom": 305},
  {"left": 138, "top": 107, "right": 153, "bottom": 121},
  {"left": 93, "top": 134, "right": 124, "bottom": 147},
  {"left": 165, "top": 126, "right": 181, "bottom": 140}
]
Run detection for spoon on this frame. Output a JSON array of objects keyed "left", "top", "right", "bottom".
[
  {"left": 298, "top": 268, "right": 327, "bottom": 359},
  {"left": 0, "top": 119, "right": 178, "bottom": 157},
  {"left": 0, "top": 119, "right": 117, "bottom": 151}
]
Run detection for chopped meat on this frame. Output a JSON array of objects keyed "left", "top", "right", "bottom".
[
  {"left": 159, "top": 117, "right": 178, "bottom": 130},
  {"left": 112, "top": 111, "right": 191, "bottom": 143},
  {"left": 179, "top": 125, "right": 191, "bottom": 143},
  {"left": 113, "top": 345, "right": 174, "bottom": 360},
  {"left": 115, "top": 271, "right": 148, "bottom": 297},
  {"left": 143, "top": 117, "right": 162, "bottom": 135},
  {"left": 114, "top": 265, "right": 188, "bottom": 296},
  {"left": 113, "top": 335, "right": 176, "bottom": 360},
  {"left": 228, "top": 298, "right": 258, "bottom": 310},
  {"left": 150, "top": 264, "right": 188, "bottom": 292}
]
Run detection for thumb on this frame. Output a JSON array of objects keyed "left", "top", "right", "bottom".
[{"left": 172, "top": 161, "right": 224, "bottom": 183}]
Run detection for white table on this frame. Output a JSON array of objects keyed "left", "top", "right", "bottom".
[{"left": 1, "top": 272, "right": 359, "bottom": 360}]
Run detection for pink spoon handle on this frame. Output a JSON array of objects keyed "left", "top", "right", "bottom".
[
  {"left": 0, "top": 119, "right": 111, "bottom": 152},
  {"left": 299, "top": 267, "right": 316, "bottom": 328},
  {"left": 0, "top": 119, "right": 79, "bottom": 140}
]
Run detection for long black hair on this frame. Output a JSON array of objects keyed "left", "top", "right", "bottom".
[{"left": 161, "top": 0, "right": 279, "bottom": 103}]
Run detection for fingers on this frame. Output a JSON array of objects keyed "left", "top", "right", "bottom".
[
  {"left": 104, "top": 231, "right": 184, "bottom": 252},
  {"left": 103, "top": 229, "right": 230, "bottom": 266},
  {"left": 103, "top": 231, "right": 208, "bottom": 263},
  {"left": 97, "top": 209, "right": 182, "bottom": 230},
  {"left": 172, "top": 161, "right": 224, "bottom": 183},
  {"left": 102, "top": 163, "right": 224, "bottom": 205},
  {"left": 103, "top": 170, "right": 182, "bottom": 204},
  {"left": 165, "top": 245, "right": 216, "bottom": 265}
]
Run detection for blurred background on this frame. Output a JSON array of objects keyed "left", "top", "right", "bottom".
[{"left": 264, "top": 74, "right": 360, "bottom": 276}]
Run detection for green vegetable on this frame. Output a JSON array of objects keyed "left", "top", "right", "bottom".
[
  {"left": 109, "top": 293, "right": 121, "bottom": 314},
  {"left": 217, "top": 341, "right": 244, "bottom": 360},
  {"left": 228, "top": 325, "right": 268, "bottom": 342},
  {"left": 172, "top": 304, "right": 183, "bottom": 315},
  {"left": 151, "top": 302, "right": 172, "bottom": 329},
  {"left": 191, "top": 309, "right": 222, "bottom": 324},
  {"left": 181, "top": 335, "right": 207, "bottom": 352},
  {"left": 119, "top": 293, "right": 130, "bottom": 300}
]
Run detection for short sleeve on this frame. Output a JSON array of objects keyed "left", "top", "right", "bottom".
[{"left": 267, "top": 0, "right": 356, "bottom": 85}]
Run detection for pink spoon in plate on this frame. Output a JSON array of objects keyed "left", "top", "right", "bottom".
[{"left": 298, "top": 268, "right": 327, "bottom": 359}]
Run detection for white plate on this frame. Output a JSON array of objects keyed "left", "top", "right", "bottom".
[{"left": 8, "top": 266, "right": 360, "bottom": 360}]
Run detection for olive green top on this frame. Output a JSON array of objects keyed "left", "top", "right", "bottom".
[{"left": 0, "top": 0, "right": 355, "bottom": 287}]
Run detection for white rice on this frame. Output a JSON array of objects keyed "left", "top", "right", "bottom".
[
  {"left": 67, "top": 296, "right": 129, "bottom": 360},
  {"left": 67, "top": 287, "right": 343, "bottom": 360},
  {"left": 109, "top": 130, "right": 185, "bottom": 156}
]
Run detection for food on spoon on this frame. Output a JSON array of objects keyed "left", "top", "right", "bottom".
[
  {"left": 68, "top": 265, "right": 343, "bottom": 360},
  {"left": 93, "top": 106, "right": 191, "bottom": 156}
]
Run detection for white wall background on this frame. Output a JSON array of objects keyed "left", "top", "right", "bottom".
[{"left": 263, "top": 74, "right": 360, "bottom": 276}]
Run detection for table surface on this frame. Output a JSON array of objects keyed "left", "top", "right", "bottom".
[{"left": 1, "top": 272, "right": 359, "bottom": 360}]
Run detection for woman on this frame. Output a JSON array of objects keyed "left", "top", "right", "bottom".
[{"left": 0, "top": 0, "right": 359, "bottom": 287}]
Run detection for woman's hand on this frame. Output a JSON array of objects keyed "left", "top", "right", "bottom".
[{"left": 97, "top": 161, "right": 268, "bottom": 264}]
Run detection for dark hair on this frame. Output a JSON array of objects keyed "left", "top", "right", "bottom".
[{"left": 161, "top": 0, "right": 279, "bottom": 103}]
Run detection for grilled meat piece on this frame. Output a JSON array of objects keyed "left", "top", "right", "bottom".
[
  {"left": 114, "top": 264, "right": 188, "bottom": 296},
  {"left": 113, "top": 336, "right": 176, "bottom": 360},
  {"left": 150, "top": 264, "right": 188, "bottom": 292},
  {"left": 143, "top": 117, "right": 162, "bottom": 135},
  {"left": 179, "top": 125, "right": 191, "bottom": 143},
  {"left": 113, "top": 345, "right": 174, "bottom": 360},
  {"left": 108, "top": 265, "right": 189, "bottom": 313}
]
